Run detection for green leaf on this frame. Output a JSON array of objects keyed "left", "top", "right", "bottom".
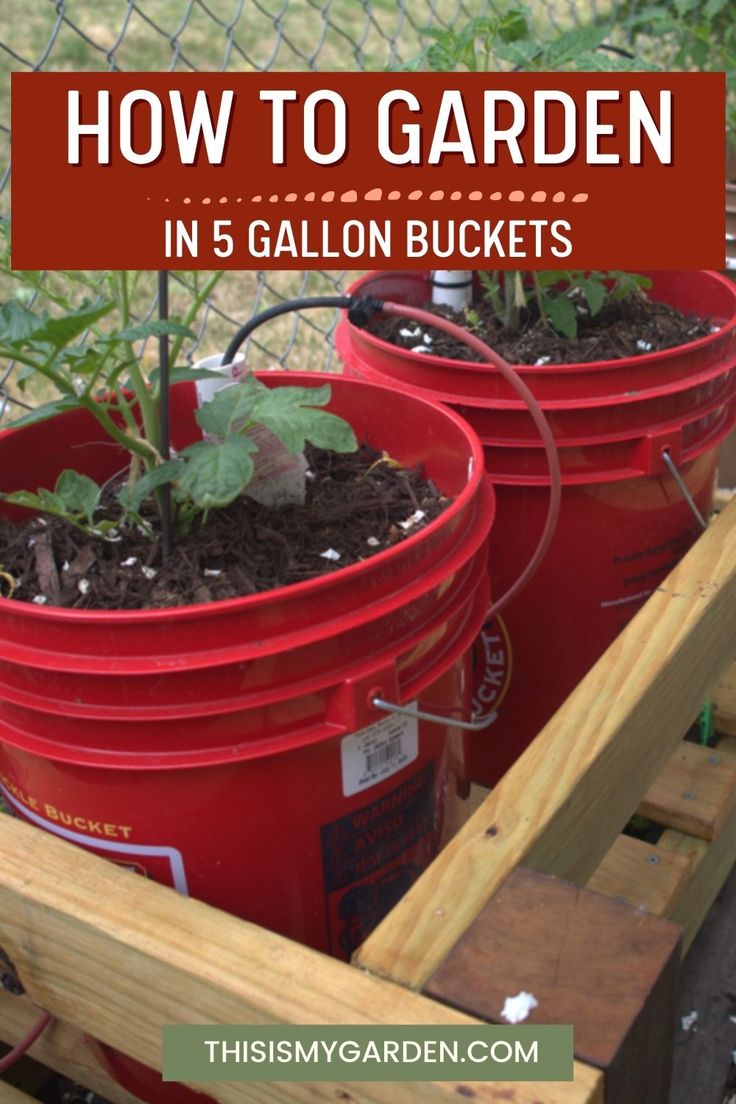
[
  {"left": 579, "top": 278, "right": 606, "bottom": 316},
  {"left": 536, "top": 270, "right": 567, "bottom": 288},
  {"left": 88, "top": 519, "right": 121, "bottom": 537},
  {"left": 55, "top": 471, "right": 101, "bottom": 524},
  {"left": 610, "top": 271, "right": 652, "bottom": 300},
  {"left": 179, "top": 436, "right": 258, "bottom": 509},
  {"left": 574, "top": 51, "right": 648, "bottom": 72},
  {"left": 1, "top": 490, "right": 48, "bottom": 514},
  {"left": 250, "top": 384, "right": 356, "bottom": 454},
  {"left": 543, "top": 25, "right": 608, "bottom": 68},
  {"left": 543, "top": 294, "right": 578, "bottom": 340},
  {"left": 31, "top": 301, "right": 114, "bottom": 349},
  {"left": 116, "top": 319, "right": 195, "bottom": 343},
  {"left": 4, "top": 397, "right": 79, "bottom": 430},
  {"left": 195, "top": 376, "right": 262, "bottom": 438},
  {"left": 687, "top": 38, "right": 710, "bottom": 65},
  {"left": 60, "top": 344, "right": 105, "bottom": 374},
  {"left": 0, "top": 301, "right": 44, "bottom": 345},
  {"left": 38, "top": 487, "right": 68, "bottom": 514},
  {"left": 253, "top": 383, "right": 332, "bottom": 414},
  {"left": 280, "top": 408, "right": 358, "bottom": 454},
  {"left": 498, "top": 9, "right": 529, "bottom": 43},
  {"left": 493, "top": 39, "right": 541, "bottom": 67},
  {"left": 1, "top": 483, "right": 103, "bottom": 530},
  {"left": 117, "top": 459, "right": 184, "bottom": 515}
]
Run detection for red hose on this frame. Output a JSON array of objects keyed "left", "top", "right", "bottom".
[
  {"left": 381, "top": 301, "right": 562, "bottom": 619},
  {"left": 0, "top": 1010, "right": 53, "bottom": 1072}
]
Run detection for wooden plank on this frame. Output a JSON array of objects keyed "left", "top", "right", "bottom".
[
  {"left": 425, "top": 868, "right": 682, "bottom": 1104},
  {"left": 714, "top": 661, "right": 736, "bottom": 736},
  {"left": 658, "top": 820, "right": 736, "bottom": 955},
  {"left": 658, "top": 744, "right": 736, "bottom": 953},
  {"left": 0, "top": 991, "right": 143, "bottom": 1104},
  {"left": 589, "top": 739, "right": 736, "bottom": 953},
  {"left": 0, "top": 817, "right": 603, "bottom": 1104},
  {"left": 356, "top": 498, "right": 736, "bottom": 988},
  {"left": 586, "top": 833, "right": 693, "bottom": 916},
  {"left": 714, "top": 733, "right": 736, "bottom": 762},
  {"left": 636, "top": 741, "right": 736, "bottom": 840}
]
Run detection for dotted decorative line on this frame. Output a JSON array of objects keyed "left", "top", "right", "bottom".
[{"left": 151, "top": 190, "right": 590, "bottom": 205}]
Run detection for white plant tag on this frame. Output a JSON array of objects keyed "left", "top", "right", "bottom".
[
  {"left": 244, "top": 422, "right": 308, "bottom": 507},
  {"left": 341, "top": 706, "right": 419, "bottom": 797},
  {"left": 192, "top": 353, "right": 306, "bottom": 507}
]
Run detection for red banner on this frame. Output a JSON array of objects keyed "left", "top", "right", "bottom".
[{"left": 10, "top": 71, "right": 725, "bottom": 270}]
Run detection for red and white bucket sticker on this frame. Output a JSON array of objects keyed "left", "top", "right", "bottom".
[
  {"left": 0, "top": 783, "right": 189, "bottom": 893},
  {"left": 472, "top": 615, "right": 512, "bottom": 718},
  {"left": 340, "top": 706, "right": 419, "bottom": 797}
]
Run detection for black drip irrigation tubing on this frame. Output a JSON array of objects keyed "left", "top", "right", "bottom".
[
  {"left": 222, "top": 296, "right": 384, "bottom": 366},
  {"left": 220, "top": 293, "right": 562, "bottom": 622}
]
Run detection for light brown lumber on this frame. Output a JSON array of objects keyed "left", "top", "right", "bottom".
[
  {"left": 714, "top": 661, "right": 736, "bottom": 736},
  {"left": 636, "top": 741, "right": 736, "bottom": 840},
  {"left": 586, "top": 833, "right": 693, "bottom": 917},
  {"left": 0, "top": 817, "right": 602, "bottom": 1104},
  {"left": 657, "top": 735, "right": 736, "bottom": 953},
  {"left": 0, "top": 990, "right": 143, "bottom": 1104},
  {"left": 355, "top": 496, "right": 736, "bottom": 988}
]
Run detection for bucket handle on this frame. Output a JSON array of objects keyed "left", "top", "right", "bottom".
[
  {"left": 372, "top": 696, "right": 497, "bottom": 732},
  {"left": 661, "top": 450, "right": 708, "bottom": 531}
]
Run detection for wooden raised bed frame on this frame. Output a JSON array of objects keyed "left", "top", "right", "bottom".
[{"left": 2, "top": 495, "right": 736, "bottom": 1104}]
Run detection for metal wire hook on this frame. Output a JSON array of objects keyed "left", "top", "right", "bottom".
[
  {"left": 661, "top": 450, "right": 708, "bottom": 531},
  {"left": 372, "top": 697, "right": 497, "bottom": 732}
]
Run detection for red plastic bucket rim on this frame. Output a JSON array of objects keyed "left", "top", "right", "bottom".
[
  {"left": 0, "top": 370, "right": 486, "bottom": 626},
  {"left": 343, "top": 269, "right": 736, "bottom": 377},
  {"left": 341, "top": 341, "right": 736, "bottom": 413}
]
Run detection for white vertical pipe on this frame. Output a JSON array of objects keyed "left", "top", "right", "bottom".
[{"left": 430, "top": 270, "right": 473, "bottom": 309}]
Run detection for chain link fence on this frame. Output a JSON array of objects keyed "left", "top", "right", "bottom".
[{"left": 0, "top": 0, "right": 622, "bottom": 418}]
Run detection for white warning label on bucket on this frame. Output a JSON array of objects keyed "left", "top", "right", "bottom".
[{"left": 341, "top": 707, "right": 419, "bottom": 797}]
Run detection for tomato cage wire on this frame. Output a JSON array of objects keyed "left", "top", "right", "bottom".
[{"left": 158, "top": 270, "right": 173, "bottom": 560}]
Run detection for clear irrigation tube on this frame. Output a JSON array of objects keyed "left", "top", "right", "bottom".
[{"left": 222, "top": 294, "right": 562, "bottom": 620}]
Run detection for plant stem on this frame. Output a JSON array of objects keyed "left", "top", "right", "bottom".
[
  {"left": 0, "top": 348, "right": 72, "bottom": 396},
  {"left": 113, "top": 387, "right": 142, "bottom": 436},
  {"left": 127, "top": 452, "right": 142, "bottom": 494},
  {"left": 503, "top": 273, "right": 524, "bottom": 331},
  {"left": 531, "top": 273, "right": 550, "bottom": 328},
  {"left": 115, "top": 271, "right": 160, "bottom": 464},
  {"left": 76, "top": 394, "right": 159, "bottom": 464},
  {"left": 169, "top": 270, "right": 224, "bottom": 368},
  {"left": 0, "top": 348, "right": 52, "bottom": 375}
]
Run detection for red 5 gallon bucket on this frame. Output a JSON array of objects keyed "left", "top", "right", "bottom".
[
  {"left": 0, "top": 373, "right": 492, "bottom": 957},
  {"left": 337, "top": 271, "right": 736, "bottom": 785},
  {"left": 0, "top": 372, "right": 494, "bottom": 1104}
]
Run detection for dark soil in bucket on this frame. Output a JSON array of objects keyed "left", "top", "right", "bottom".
[
  {"left": 367, "top": 292, "right": 712, "bottom": 365},
  {"left": 0, "top": 444, "right": 449, "bottom": 611}
]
